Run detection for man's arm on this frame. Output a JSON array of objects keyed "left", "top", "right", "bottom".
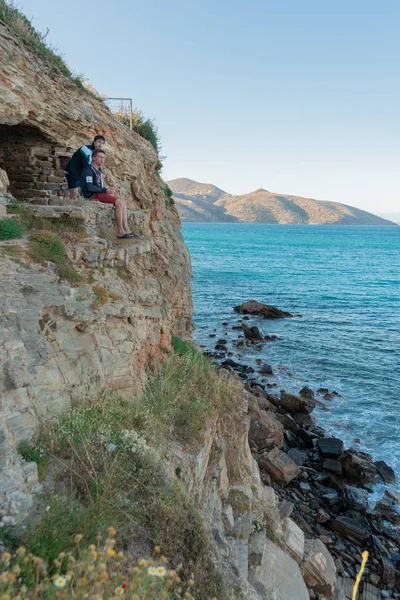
[{"left": 81, "top": 167, "right": 107, "bottom": 194}]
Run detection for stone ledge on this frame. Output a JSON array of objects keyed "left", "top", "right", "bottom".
[{"left": 20, "top": 203, "right": 150, "bottom": 236}]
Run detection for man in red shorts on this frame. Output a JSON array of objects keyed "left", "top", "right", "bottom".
[{"left": 80, "top": 149, "right": 136, "bottom": 239}]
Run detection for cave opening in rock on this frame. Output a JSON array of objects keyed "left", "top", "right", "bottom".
[{"left": 0, "top": 124, "right": 72, "bottom": 205}]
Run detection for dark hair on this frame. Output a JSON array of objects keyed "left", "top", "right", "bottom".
[
  {"left": 93, "top": 134, "right": 105, "bottom": 143},
  {"left": 92, "top": 149, "right": 105, "bottom": 158}
]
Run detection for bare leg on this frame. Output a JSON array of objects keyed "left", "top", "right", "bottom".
[
  {"left": 114, "top": 199, "right": 125, "bottom": 236},
  {"left": 69, "top": 188, "right": 78, "bottom": 201},
  {"left": 121, "top": 202, "right": 130, "bottom": 233}
]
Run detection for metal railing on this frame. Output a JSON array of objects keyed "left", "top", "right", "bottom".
[{"left": 105, "top": 98, "right": 133, "bottom": 130}]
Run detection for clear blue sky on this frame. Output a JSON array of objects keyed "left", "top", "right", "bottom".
[{"left": 17, "top": 0, "right": 400, "bottom": 213}]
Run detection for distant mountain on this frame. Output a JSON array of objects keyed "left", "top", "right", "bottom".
[{"left": 168, "top": 178, "right": 396, "bottom": 226}]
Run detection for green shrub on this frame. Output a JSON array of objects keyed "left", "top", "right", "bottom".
[
  {"left": 0, "top": 218, "right": 23, "bottom": 240},
  {"left": 113, "top": 108, "right": 160, "bottom": 153},
  {"left": 29, "top": 229, "right": 65, "bottom": 264}
]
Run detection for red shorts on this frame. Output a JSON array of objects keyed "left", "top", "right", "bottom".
[{"left": 92, "top": 193, "right": 118, "bottom": 206}]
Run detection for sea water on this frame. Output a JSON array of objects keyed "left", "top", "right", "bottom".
[{"left": 182, "top": 223, "right": 400, "bottom": 492}]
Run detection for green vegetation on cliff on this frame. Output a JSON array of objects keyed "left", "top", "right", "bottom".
[{"left": 4, "top": 347, "right": 240, "bottom": 599}]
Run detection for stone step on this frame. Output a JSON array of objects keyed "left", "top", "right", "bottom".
[{"left": 19, "top": 203, "right": 150, "bottom": 236}]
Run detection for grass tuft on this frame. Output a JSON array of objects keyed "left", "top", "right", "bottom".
[{"left": 0, "top": 218, "right": 23, "bottom": 240}]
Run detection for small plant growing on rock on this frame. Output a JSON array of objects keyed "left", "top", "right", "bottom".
[
  {"left": 57, "top": 263, "right": 83, "bottom": 284},
  {"left": 0, "top": 218, "right": 23, "bottom": 240},
  {"left": 92, "top": 285, "right": 109, "bottom": 308},
  {"left": 109, "top": 292, "right": 123, "bottom": 301}
]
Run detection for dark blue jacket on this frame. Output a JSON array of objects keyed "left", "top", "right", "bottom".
[
  {"left": 65, "top": 144, "right": 95, "bottom": 177},
  {"left": 80, "top": 165, "right": 107, "bottom": 199}
]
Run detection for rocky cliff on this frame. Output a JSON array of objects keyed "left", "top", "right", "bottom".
[{"left": 0, "top": 20, "right": 193, "bottom": 524}]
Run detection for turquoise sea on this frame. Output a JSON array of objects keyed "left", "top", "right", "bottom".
[{"left": 182, "top": 223, "right": 400, "bottom": 491}]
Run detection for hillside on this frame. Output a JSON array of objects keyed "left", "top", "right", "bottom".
[{"left": 169, "top": 178, "right": 396, "bottom": 226}]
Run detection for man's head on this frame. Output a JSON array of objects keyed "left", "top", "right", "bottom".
[
  {"left": 93, "top": 135, "right": 105, "bottom": 150},
  {"left": 91, "top": 148, "right": 105, "bottom": 167}
]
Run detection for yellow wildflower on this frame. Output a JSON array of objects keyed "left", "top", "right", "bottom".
[
  {"left": 154, "top": 546, "right": 161, "bottom": 554},
  {"left": 74, "top": 534, "right": 83, "bottom": 544},
  {"left": 99, "top": 572, "right": 108, "bottom": 581},
  {"left": 188, "top": 579, "right": 195, "bottom": 587},
  {"left": 107, "top": 549, "right": 115, "bottom": 557},
  {"left": 16, "top": 547, "right": 26, "bottom": 556}
]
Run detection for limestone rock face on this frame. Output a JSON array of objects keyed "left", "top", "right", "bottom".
[
  {"left": 301, "top": 538, "right": 337, "bottom": 598},
  {"left": 0, "top": 22, "right": 193, "bottom": 525}
]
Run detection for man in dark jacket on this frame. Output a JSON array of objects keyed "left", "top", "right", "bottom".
[
  {"left": 80, "top": 149, "right": 136, "bottom": 239},
  {"left": 65, "top": 134, "right": 105, "bottom": 200}
]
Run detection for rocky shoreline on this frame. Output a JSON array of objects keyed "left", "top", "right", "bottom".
[{"left": 203, "top": 301, "right": 400, "bottom": 597}]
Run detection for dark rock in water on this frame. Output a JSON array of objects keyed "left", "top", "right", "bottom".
[
  {"left": 300, "top": 386, "right": 315, "bottom": 400},
  {"left": 232, "top": 325, "right": 242, "bottom": 330},
  {"left": 326, "top": 473, "right": 346, "bottom": 493},
  {"left": 221, "top": 358, "right": 247, "bottom": 374},
  {"left": 288, "top": 448, "right": 307, "bottom": 466},
  {"left": 264, "top": 335, "right": 277, "bottom": 341},
  {"left": 317, "top": 388, "right": 329, "bottom": 395},
  {"left": 209, "top": 333, "right": 216, "bottom": 337},
  {"left": 317, "top": 437, "right": 344, "bottom": 458},
  {"left": 222, "top": 321, "right": 229, "bottom": 326},
  {"left": 280, "top": 391, "right": 316, "bottom": 414},
  {"left": 340, "top": 450, "right": 378, "bottom": 484},
  {"left": 323, "top": 458, "right": 343, "bottom": 475},
  {"left": 234, "top": 300, "right": 296, "bottom": 319},
  {"left": 204, "top": 351, "right": 225, "bottom": 359},
  {"left": 260, "top": 363, "right": 273, "bottom": 375},
  {"left": 331, "top": 516, "right": 367, "bottom": 545},
  {"left": 215, "top": 344, "right": 228, "bottom": 351},
  {"left": 242, "top": 323, "right": 264, "bottom": 342},
  {"left": 274, "top": 412, "right": 301, "bottom": 435},
  {"left": 374, "top": 460, "right": 396, "bottom": 484},
  {"left": 216, "top": 338, "right": 228, "bottom": 344},
  {"left": 243, "top": 316, "right": 250, "bottom": 320},
  {"left": 374, "top": 501, "right": 400, "bottom": 525},
  {"left": 343, "top": 486, "right": 369, "bottom": 512},
  {"left": 246, "top": 366, "right": 255, "bottom": 373}
]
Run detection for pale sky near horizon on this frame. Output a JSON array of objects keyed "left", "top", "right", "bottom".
[{"left": 15, "top": 0, "right": 400, "bottom": 214}]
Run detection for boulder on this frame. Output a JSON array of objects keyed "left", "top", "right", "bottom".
[
  {"left": 300, "top": 385, "right": 315, "bottom": 400},
  {"left": 288, "top": 448, "right": 307, "bottom": 466},
  {"left": 258, "top": 447, "right": 300, "bottom": 485},
  {"left": 301, "top": 538, "right": 337, "bottom": 598},
  {"left": 317, "top": 437, "right": 344, "bottom": 457},
  {"left": 249, "top": 401, "right": 284, "bottom": 450},
  {"left": 331, "top": 516, "right": 367, "bottom": 545},
  {"left": 374, "top": 460, "right": 396, "bottom": 483},
  {"left": 340, "top": 450, "right": 377, "bottom": 484},
  {"left": 234, "top": 300, "right": 295, "bottom": 319},
  {"left": 259, "top": 363, "right": 273, "bottom": 375},
  {"left": 323, "top": 459, "right": 343, "bottom": 475},
  {"left": 343, "top": 486, "right": 369, "bottom": 512},
  {"left": 242, "top": 323, "right": 264, "bottom": 341},
  {"left": 280, "top": 391, "right": 316, "bottom": 414}
]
